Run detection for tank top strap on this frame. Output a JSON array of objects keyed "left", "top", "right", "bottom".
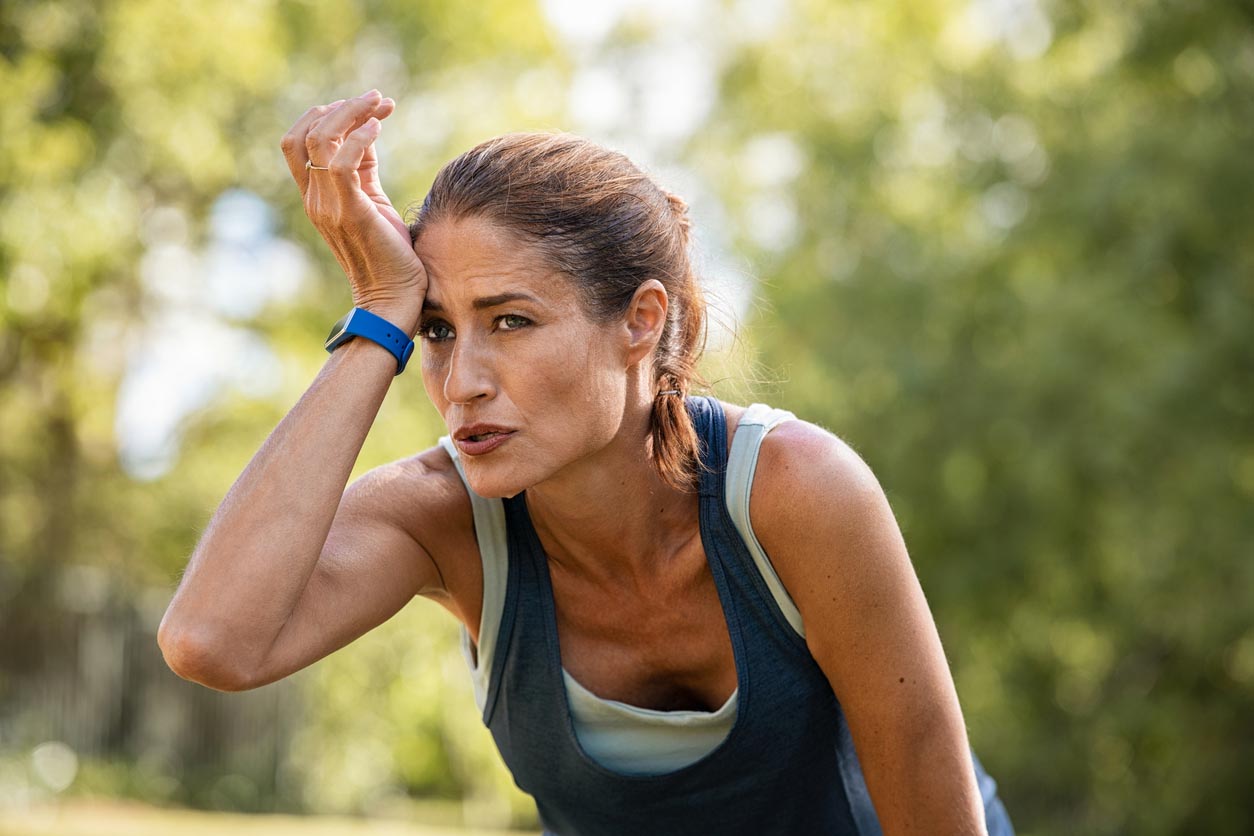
[
  {"left": 724, "top": 403, "right": 806, "bottom": 638},
  {"left": 437, "top": 435, "right": 510, "bottom": 712},
  {"left": 686, "top": 395, "right": 730, "bottom": 502},
  {"left": 686, "top": 395, "right": 811, "bottom": 653}
]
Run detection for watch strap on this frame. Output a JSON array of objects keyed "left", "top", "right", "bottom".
[{"left": 324, "top": 307, "right": 416, "bottom": 375}]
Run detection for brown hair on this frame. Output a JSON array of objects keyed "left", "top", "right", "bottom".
[{"left": 407, "top": 131, "right": 712, "bottom": 493}]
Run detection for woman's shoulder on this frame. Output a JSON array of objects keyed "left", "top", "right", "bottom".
[
  {"left": 732, "top": 409, "right": 903, "bottom": 643},
  {"left": 412, "top": 438, "right": 481, "bottom": 545},
  {"left": 358, "top": 443, "right": 482, "bottom": 612},
  {"left": 364, "top": 441, "right": 473, "bottom": 522},
  {"left": 740, "top": 408, "right": 885, "bottom": 564},
  {"left": 713, "top": 397, "right": 845, "bottom": 465}
]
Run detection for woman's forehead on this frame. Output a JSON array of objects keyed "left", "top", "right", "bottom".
[
  {"left": 416, "top": 215, "right": 536, "bottom": 267},
  {"left": 416, "top": 216, "right": 573, "bottom": 309}
]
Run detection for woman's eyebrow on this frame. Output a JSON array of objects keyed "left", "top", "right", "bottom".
[{"left": 421, "top": 292, "right": 541, "bottom": 313}]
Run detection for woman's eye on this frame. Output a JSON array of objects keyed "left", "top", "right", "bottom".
[
  {"left": 419, "top": 321, "right": 453, "bottom": 341},
  {"left": 498, "top": 314, "right": 531, "bottom": 331},
  {"left": 417, "top": 315, "right": 530, "bottom": 342}
]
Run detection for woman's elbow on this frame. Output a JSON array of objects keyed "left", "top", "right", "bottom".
[{"left": 157, "top": 619, "right": 258, "bottom": 692}]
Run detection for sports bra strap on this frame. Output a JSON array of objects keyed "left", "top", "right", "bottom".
[
  {"left": 436, "top": 436, "right": 507, "bottom": 708},
  {"left": 724, "top": 403, "right": 806, "bottom": 637}
]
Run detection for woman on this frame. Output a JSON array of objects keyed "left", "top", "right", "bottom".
[{"left": 158, "top": 89, "right": 1015, "bottom": 835}]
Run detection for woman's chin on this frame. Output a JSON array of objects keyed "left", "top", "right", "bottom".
[{"left": 464, "top": 471, "right": 530, "bottom": 500}]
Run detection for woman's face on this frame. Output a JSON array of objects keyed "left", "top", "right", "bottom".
[{"left": 413, "top": 215, "right": 632, "bottom": 499}]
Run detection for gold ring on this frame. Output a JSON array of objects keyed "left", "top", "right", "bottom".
[{"left": 305, "top": 160, "right": 330, "bottom": 171}]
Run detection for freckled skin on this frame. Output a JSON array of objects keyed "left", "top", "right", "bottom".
[{"left": 414, "top": 215, "right": 632, "bottom": 502}]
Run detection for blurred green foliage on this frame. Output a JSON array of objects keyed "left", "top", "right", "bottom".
[
  {"left": 1, "top": 0, "right": 1251, "bottom": 834},
  {"left": 710, "top": 4, "right": 1254, "bottom": 833}
]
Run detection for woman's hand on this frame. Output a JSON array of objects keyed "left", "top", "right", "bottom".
[{"left": 281, "top": 89, "right": 426, "bottom": 323}]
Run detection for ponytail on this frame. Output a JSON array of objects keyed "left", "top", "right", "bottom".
[{"left": 648, "top": 191, "right": 713, "bottom": 493}]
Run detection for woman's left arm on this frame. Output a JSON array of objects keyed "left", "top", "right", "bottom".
[{"left": 750, "top": 420, "right": 987, "bottom": 836}]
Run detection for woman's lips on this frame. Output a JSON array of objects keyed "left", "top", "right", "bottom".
[{"left": 455, "top": 431, "right": 516, "bottom": 456}]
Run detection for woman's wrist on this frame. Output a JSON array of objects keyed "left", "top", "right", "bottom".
[
  {"left": 351, "top": 298, "right": 423, "bottom": 337},
  {"left": 329, "top": 331, "right": 411, "bottom": 371}
]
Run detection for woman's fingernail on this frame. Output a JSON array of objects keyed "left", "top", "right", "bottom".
[{"left": 361, "top": 88, "right": 380, "bottom": 99}]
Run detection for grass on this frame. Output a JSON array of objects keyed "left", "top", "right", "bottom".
[{"left": 0, "top": 798, "right": 538, "bottom": 836}]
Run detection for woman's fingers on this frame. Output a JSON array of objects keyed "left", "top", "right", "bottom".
[
  {"left": 280, "top": 89, "right": 394, "bottom": 194},
  {"left": 328, "top": 117, "right": 384, "bottom": 209},
  {"left": 280, "top": 99, "right": 346, "bottom": 190},
  {"left": 278, "top": 91, "right": 422, "bottom": 301},
  {"left": 304, "top": 90, "right": 387, "bottom": 168}
]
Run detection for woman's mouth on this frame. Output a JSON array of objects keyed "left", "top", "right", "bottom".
[{"left": 456, "top": 431, "right": 516, "bottom": 455}]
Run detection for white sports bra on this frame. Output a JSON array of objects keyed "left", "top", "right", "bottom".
[{"left": 436, "top": 402, "right": 804, "bottom": 776}]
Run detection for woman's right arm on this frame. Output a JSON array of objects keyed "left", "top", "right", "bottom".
[{"left": 157, "top": 90, "right": 439, "bottom": 691}]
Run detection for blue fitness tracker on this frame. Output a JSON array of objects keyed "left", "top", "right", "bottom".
[{"left": 324, "top": 307, "right": 415, "bottom": 375}]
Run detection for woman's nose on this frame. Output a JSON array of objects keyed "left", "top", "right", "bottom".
[{"left": 443, "top": 338, "right": 495, "bottom": 403}]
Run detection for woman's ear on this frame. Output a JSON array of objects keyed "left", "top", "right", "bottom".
[{"left": 621, "top": 280, "right": 669, "bottom": 366}]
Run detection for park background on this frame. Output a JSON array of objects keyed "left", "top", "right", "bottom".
[{"left": 1, "top": 0, "right": 1252, "bottom": 833}]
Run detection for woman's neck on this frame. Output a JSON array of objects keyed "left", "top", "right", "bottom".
[{"left": 522, "top": 403, "right": 701, "bottom": 585}]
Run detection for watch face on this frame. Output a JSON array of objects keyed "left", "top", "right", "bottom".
[{"left": 325, "top": 310, "right": 355, "bottom": 346}]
